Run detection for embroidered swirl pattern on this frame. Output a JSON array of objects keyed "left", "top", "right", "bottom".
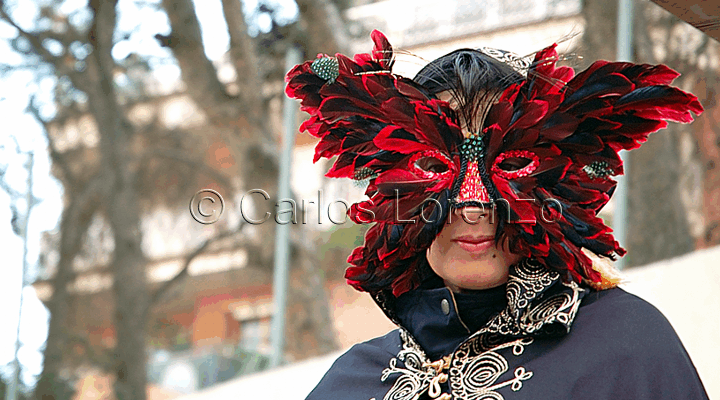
[
  {"left": 476, "top": 259, "right": 583, "bottom": 341},
  {"left": 381, "top": 330, "right": 436, "bottom": 400},
  {"left": 451, "top": 338, "right": 534, "bottom": 400},
  {"left": 380, "top": 259, "right": 586, "bottom": 400}
]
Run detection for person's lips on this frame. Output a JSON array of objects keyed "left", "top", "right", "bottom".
[{"left": 452, "top": 235, "right": 495, "bottom": 253}]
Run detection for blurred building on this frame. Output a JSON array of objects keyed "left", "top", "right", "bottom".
[{"left": 346, "top": 0, "right": 582, "bottom": 76}]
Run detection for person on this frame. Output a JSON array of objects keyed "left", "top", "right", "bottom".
[{"left": 285, "top": 30, "right": 708, "bottom": 400}]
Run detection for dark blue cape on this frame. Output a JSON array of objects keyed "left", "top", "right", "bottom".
[{"left": 306, "top": 287, "right": 708, "bottom": 400}]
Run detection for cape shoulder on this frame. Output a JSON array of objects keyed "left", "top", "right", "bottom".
[
  {"left": 538, "top": 287, "right": 709, "bottom": 399},
  {"left": 305, "top": 329, "right": 401, "bottom": 400}
]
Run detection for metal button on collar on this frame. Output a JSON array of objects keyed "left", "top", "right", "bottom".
[{"left": 440, "top": 298, "right": 450, "bottom": 315}]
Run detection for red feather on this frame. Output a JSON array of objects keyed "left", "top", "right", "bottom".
[{"left": 286, "top": 32, "right": 704, "bottom": 296}]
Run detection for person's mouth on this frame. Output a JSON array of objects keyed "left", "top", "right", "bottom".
[{"left": 452, "top": 235, "right": 495, "bottom": 253}]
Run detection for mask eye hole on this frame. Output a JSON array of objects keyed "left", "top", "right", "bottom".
[
  {"left": 415, "top": 157, "right": 450, "bottom": 174},
  {"left": 408, "top": 150, "right": 454, "bottom": 179},
  {"left": 496, "top": 157, "right": 532, "bottom": 172},
  {"left": 492, "top": 150, "right": 539, "bottom": 179}
]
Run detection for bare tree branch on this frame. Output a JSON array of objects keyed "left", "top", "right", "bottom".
[
  {"left": 148, "top": 224, "right": 249, "bottom": 310},
  {"left": 27, "top": 95, "right": 80, "bottom": 189},
  {"left": 220, "top": 0, "right": 265, "bottom": 130},
  {"left": 161, "top": 0, "right": 243, "bottom": 123},
  {"left": 0, "top": 4, "right": 81, "bottom": 86},
  {"left": 141, "top": 147, "right": 234, "bottom": 189},
  {"left": 0, "top": 6, "right": 58, "bottom": 61},
  {"left": 220, "top": 0, "right": 260, "bottom": 100}
]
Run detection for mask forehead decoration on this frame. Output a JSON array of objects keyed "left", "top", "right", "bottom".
[{"left": 285, "top": 30, "right": 703, "bottom": 297}]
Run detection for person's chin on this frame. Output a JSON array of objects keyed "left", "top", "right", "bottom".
[{"left": 448, "top": 273, "right": 507, "bottom": 290}]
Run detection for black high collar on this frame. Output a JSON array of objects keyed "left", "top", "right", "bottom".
[{"left": 394, "top": 284, "right": 507, "bottom": 360}]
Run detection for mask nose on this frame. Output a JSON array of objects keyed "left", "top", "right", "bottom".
[{"left": 453, "top": 159, "right": 492, "bottom": 206}]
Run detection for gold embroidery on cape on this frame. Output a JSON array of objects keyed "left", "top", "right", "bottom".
[
  {"left": 449, "top": 338, "right": 534, "bottom": 400},
  {"left": 380, "top": 259, "right": 585, "bottom": 400},
  {"left": 476, "top": 259, "right": 584, "bottom": 341},
  {"left": 381, "top": 330, "right": 434, "bottom": 400},
  {"left": 381, "top": 332, "right": 534, "bottom": 400}
]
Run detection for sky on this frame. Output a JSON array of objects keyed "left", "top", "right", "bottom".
[
  {"left": 0, "top": 0, "right": 298, "bottom": 389},
  {"left": 0, "top": 93, "right": 57, "bottom": 386}
]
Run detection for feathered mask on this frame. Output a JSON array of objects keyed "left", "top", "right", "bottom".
[{"left": 285, "top": 30, "right": 703, "bottom": 297}]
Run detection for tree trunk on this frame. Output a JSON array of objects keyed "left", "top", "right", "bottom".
[
  {"left": 35, "top": 182, "right": 102, "bottom": 400},
  {"left": 579, "top": 0, "right": 617, "bottom": 67},
  {"left": 581, "top": 0, "right": 702, "bottom": 268},
  {"left": 295, "top": 0, "right": 350, "bottom": 57},
  {"left": 624, "top": 1, "right": 709, "bottom": 267},
  {"left": 286, "top": 231, "right": 340, "bottom": 360},
  {"left": 88, "top": 1, "right": 149, "bottom": 398},
  {"left": 625, "top": 125, "right": 695, "bottom": 266}
]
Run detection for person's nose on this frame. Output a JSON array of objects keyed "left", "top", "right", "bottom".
[{"left": 453, "top": 205, "right": 492, "bottom": 224}]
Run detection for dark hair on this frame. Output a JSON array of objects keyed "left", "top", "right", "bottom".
[{"left": 413, "top": 49, "right": 524, "bottom": 134}]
